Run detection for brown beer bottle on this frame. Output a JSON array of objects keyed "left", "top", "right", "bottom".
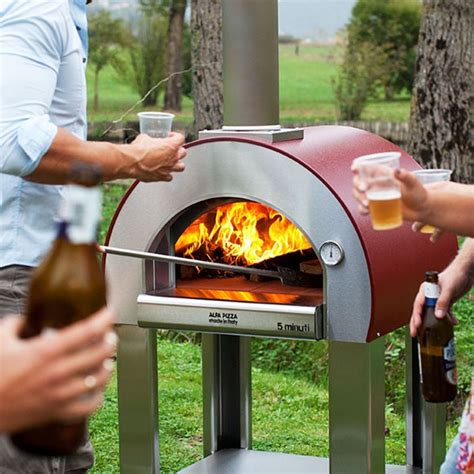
[
  {"left": 418, "top": 271, "right": 457, "bottom": 403},
  {"left": 11, "top": 164, "right": 106, "bottom": 456}
]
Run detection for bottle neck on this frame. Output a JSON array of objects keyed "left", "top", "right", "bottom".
[
  {"left": 56, "top": 220, "right": 68, "bottom": 239},
  {"left": 59, "top": 185, "right": 102, "bottom": 244},
  {"left": 424, "top": 281, "right": 440, "bottom": 307}
]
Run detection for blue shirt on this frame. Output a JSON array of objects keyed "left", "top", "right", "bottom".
[{"left": 0, "top": 0, "right": 88, "bottom": 268}]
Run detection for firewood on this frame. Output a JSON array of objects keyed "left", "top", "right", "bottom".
[{"left": 299, "top": 259, "right": 323, "bottom": 275}]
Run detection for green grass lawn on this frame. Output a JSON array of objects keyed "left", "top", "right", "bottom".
[
  {"left": 91, "top": 184, "right": 473, "bottom": 473},
  {"left": 86, "top": 44, "right": 411, "bottom": 129}
]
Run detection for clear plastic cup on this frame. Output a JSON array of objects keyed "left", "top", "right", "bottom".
[
  {"left": 353, "top": 152, "right": 402, "bottom": 230},
  {"left": 412, "top": 169, "right": 452, "bottom": 184},
  {"left": 137, "top": 112, "right": 175, "bottom": 138},
  {"left": 412, "top": 169, "right": 452, "bottom": 233}
]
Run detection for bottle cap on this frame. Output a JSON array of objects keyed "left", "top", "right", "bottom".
[{"left": 425, "top": 271, "right": 439, "bottom": 282}]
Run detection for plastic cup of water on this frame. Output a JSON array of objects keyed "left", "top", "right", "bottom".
[{"left": 137, "top": 112, "right": 175, "bottom": 138}]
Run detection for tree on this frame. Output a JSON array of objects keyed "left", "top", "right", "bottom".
[
  {"left": 333, "top": 36, "right": 385, "bottom": 121},
  {"left": 191, "top": 0, "right": 223, "bottom": 137},
  {"left": 164, "top": 0, "right": 187, "bottom": 111},
  {"left": 348, "top": 0, "right": 421, "bottom": 99},
  {"left": 408, "top": 0, "right": 473, "bottom": 183},
  {"left": 120, "top": 0, "right": 169, "bottom": 107},
  {"left": 334, "top": 0, "right": 421, "bottom": 120},
  {"left": 88, "top": 11, "right": 127, "bottom": 112}
]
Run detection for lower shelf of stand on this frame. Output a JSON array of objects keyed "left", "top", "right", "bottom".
[{"left": 178, "top": 449, "right": 421, "bottom": 473}]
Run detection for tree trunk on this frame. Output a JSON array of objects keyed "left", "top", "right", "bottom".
[
  {"left": 408, "top": 0, "right": 473, "bottom": 183},
  {"left": 164, "top": 0, "right": 186, "bottom": 111},
  {"left": 93, "top": 67, "right": 100, "bottom": 112},
  {"left": 384, "top": 85, "right": 395, "bottom": 101},
  {"left": 143, "top": 92, "right": 158, "bottom": 107},
  {"left": 191, "top": 0, "right": 223, "bottom": 137}
]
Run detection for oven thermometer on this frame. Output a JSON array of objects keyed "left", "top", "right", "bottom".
[{"left": 319, "top": 241, "right": 344, "bottom": 266}]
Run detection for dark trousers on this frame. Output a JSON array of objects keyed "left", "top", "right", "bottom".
[{"left": 0, "top": 265, "right": 94, "bottom": 474}]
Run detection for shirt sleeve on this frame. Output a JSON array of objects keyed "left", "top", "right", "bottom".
[{"left": 0, "top": 2, "right": 68, "bottom": 177}]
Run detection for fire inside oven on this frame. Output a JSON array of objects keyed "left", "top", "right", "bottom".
[{"left": 147, "top": 199, "right": 323, "bottom": 309}]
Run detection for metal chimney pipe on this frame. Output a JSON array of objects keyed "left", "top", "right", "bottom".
[{"left": 223, "top": 0, "right": 280, "bottom": 127}]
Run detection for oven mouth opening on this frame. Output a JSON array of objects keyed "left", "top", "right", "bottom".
[
  {"left": 150, "top": 200, "right": 324, "bottom": 307},
  {"left": 175, "top": 201, "right": 314, "bottom": 269}
]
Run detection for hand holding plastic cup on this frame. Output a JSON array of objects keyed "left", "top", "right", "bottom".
[
  {"left": 353, "top": 152, "right": 402, "bottom": 230},
  {"left": 412, "top": 169, "right": 452, "bottom": 234},
  {"left": 138, "top": 112, "right": 175, "bottom": 138}
]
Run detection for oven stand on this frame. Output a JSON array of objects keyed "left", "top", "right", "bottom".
[
  {"left": 115, "top": 327, "right": 446, "bottom": 473},
  {"left": 329, "top": 339, "right": 386, "bottom": 472},
  {"left": 117, "top": 325, "right": 159, "bottom": 474},
  {"left": 202, "top": 334, "right": 252, "bottom": 454}
]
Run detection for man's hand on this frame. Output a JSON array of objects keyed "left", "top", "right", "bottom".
[
  {"left": 25, "top": 130, "right": 187, "bottom": 185},
  {"left": 394, "top": 170, "right": 453, "bottom": 233},
  {"left": 411, "top": 221, "right": 445, "bottom": 243},
  {"left": 352, "top": 166, "right": 431, "bottom": 221},
  {"left": 125, "top": 132, "right": 187, "bottom": 182},
  {"left": 409, "top": 265, "right": 470, "bottom": 337},
  {"left": 352, "top": 166, "right": 451, "bottom": 236},
  {"left": 0, "top": 308, "right": 116, "bottom": 433}
]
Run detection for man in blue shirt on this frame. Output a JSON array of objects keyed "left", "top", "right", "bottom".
[{"left": 0, "top": 0, "right": 187, "bottom": 472}]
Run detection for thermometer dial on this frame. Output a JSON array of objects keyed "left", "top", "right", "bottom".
[{"left": 319, "top": 241, "right": 344, "bottom": 266}]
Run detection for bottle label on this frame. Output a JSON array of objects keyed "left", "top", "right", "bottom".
[
  {"left": 60, "top": 185, "right": 102, "bottom": 244},
  {"left": 423, "top": 282, "right": 440, "bottom": 306},
  {"left": 424, "top": 282, "right": 440, "bottom": 298},
  {"left": 443, "top": 338, "right": 457, "bottom": 385}
]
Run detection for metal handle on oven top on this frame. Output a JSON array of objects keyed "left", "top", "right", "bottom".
[{"left": 100, "top": 245, "right": 282, "bottom": 280}]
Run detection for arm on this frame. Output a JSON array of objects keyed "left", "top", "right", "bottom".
[
  {"left": 0, "top": 308, "right": 116, "bottom": 433},
  {"left": 0, "top": 5, "right": 186, "bottom": 185},
  {"left": 410, "top": 238, "right": 474, "bottom": 336},
  {"left": 353, "top": 167, "right": 474, "bottom": 237},
  {"left": 395, "top": 170, "right": 474, "bottom": 237},
  {"left": 25, "top": 129, "right": 187, "bottom": 185}
]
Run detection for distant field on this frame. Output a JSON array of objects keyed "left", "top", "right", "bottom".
[{"left": 86, "top": 44, "right": 411, "bottom": 127}]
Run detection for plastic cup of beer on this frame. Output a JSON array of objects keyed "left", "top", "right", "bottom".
[
  {"left": 353, "top": 152, "right": 402, "bottom": 230},
  {"left": 137, "top": 112, "right": 175, "bottom": 138},
  {"left": 412, "top": 169, "right": 452, "bottom": 233}
]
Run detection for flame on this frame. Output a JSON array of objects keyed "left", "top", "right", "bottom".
[
  {"left": 177, "top": 288, "right": 300, "bottom": 304},
  {"left": 175, "top": 202, "right": 311, "bottom": 266}
]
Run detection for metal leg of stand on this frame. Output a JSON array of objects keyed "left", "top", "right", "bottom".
[
  {"left": 329, "top": 339, "right": 385, "bottom": 474},
  {"left": 202, "top": 334, "right": 252, "bottom": 456},
  {"left": 117, "top": 325, "right": 159, "bottom": 474},
  {"left": 422, "top": 402, "right": 446, "bottom": 473},
  {"left": 405, "top": 329, "right": 446, "bottom": 473},
  {"left": 406, "top": 330, "right": 423, "bottom": 469}
]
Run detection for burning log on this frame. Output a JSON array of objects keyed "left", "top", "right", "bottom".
[
  {"left": 299, "top": 259, "right": 323, "bottom": 275},
  {"left": 176, "top": 246, "right": 323, "bottom": 288},
  {"left": 247, "top": 249, "right": 322, "bottom": 287},
  {"left": 249, "top": 248, "right": 316, "bottom": 271}
]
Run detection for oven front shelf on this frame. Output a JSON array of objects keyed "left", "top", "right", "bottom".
[{"left": 138, "top": 278, "right": 325, "bottom": 340}]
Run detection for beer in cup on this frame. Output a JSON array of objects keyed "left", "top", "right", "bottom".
[
  {"left": 138, "top": 112, "right": 175, "bottom": 138},
  {"left": 353, "top": 152, "right": 402, "bottom": 230},
  {"left": 412, "top": 169, "right": 452, "bottom": 233}
]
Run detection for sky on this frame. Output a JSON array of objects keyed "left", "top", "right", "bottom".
[
  {"left": 91, "top": 0, "right": 358, "bottom": 42},
  {"left": 278, "top": 0, "right": 357, "bottom": 41}
]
